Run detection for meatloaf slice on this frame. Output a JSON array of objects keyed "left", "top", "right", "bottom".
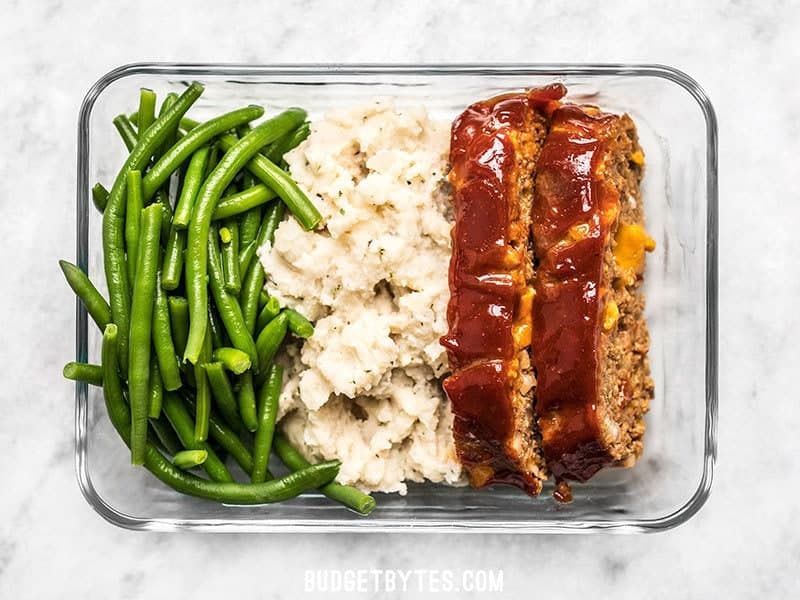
[
  {"left": 441, "top": 84, "right": 565, "bottom": 495},
  {"left": 531, "top": 104, "right": 655, "bottom": 494}
]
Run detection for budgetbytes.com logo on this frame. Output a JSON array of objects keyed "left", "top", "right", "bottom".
[{"left": 303, "top": 569, "right": 505, "bottom": 594}]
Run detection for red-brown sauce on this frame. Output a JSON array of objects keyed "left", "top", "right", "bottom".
[
  {"left": 531, "top": 105, "right": 620, "bottom": 483},
  {"left": 441, "top": 84, "right": 565, "bottom": 493}
]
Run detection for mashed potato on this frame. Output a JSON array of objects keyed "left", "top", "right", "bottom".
[{"left": 258, "top": 100, "right": 462, "bottom": 494}]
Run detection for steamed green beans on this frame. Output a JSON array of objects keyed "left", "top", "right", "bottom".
[
  {"left": 128, "top": 204, "right": 162, "bottom": 465},
  {"left": 212, "top": 185, "right": 276, "bottom": 220},
  {"left": 152, "top": 281, "right": 182, "bottom": 391},
  {"left": 142, "top": 106, "right": 265, "bottom": 201},
  {"left": 112, "top": 114, "right": 138, "bottom": 151},
  {"left": 207, "top": 226, "right": 258, "bottom": 368},
  {"left": 184, "top": 109, "right": 305, "bottom": 365},
  {"left": 103, "top": 323, "right": 333, "bottom": 505},
  {"left": 202, "top": 361, "right": 243, "bottom": 433},
  {"left": 241, "top": 202, "right": 285, "bottom": 334},
  {"left": 211, "top": 347, "right": 251, "bottom": 374},
  {"left": 102, "top": 81, "right": 204, "bottom": 378},
  {"left": 172, "top": 146, "right": 211, "bottom": 228},
  {"left": 162, "top": 391, "right": 233, "bottom": 483},
  {"left": 62, "top": 86, "right": 364, "bottom": 511},
  {"left": 58, "top": 260, "right": 111, "bottom": 331},
  {"left": 274, "top": 434, "right": 375, "bottom": 515},
  {"left": 92, "top": 182, "right": 109, "bottom": 213},
  {"left": 172, "top": 449, "right": 208, "bottom": 470},
  {"left": 252, "top": 364, "right": 282, "bottom": 483},
  {"left": 161, "top": 226, "right": 185, "bottom": 290},
  {"left": 256, "top": 296, "right": 281, "bottom": 333},
  {"left": 124, "top": 170, "right": 143, "bottom": 287},
  {"left": 63, "top": 362, "right": 103, "bottom": 386}
]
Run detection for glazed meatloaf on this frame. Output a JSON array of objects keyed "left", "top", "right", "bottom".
[
  {"left": 532, "top": 104, "right": 655, "bottom": 498},
  {"left": 441, "top": 84, "right": 566, "bottom": 495},
  {"left": 442, "top": 87, "right": 654, "bottom": 499}
]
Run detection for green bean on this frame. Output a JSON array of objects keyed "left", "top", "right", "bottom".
[
  {"left": 125, "top": 170, "right": 143, "bottom": 287},
  {"left": 241, "top": 202, "right": 285, "bottom": 334},
  {"left": 103, "top": 81, "right": 204, "bottom": 379},
  {"left": 219, "top": 226, "right": 232, "bottom": 244},
  {"left": 185, "top": 118, "right": 308, "bottom": 167},
  {"left": 141, "top": 106, "right": 266, "bottom": 202},
  {"left": 252, "top": 364, "right": 282, "bottom": 483},
  {"left": 184, "top": 110, "right": 305, "bottom": 364},
  {"left": 216, "top": 133, "right": 321, "bottom": 230},
  {"left": 256, "top": 311, "right": 288, "bottom": 371},
  {"left": 167, "top": 296, "right": 189, "bottom": 357},
  {"left": 153, "top": 439, "right": 336, "bottom": 501},
  {"left": 155, "top": 92, "right": 179, "bottom": 160},
  {"left": 285, "top": 308, "right": 315, "bottom": 338},
  {"left": 237, "top": 240, "right": 257, "bottom": 282},
  {"left": 92, "top": 182, "right": 109, "bottom": 213},
  {"left": 259, "top": 290, "right": 269, "bottom": 308},
  {"left": 239, "top": 205, "right": 262, "bottom": 245},
  {"left": 152, "top": 281, "right": 182, "bottom": 391},
  {"left": 148, "top": 357, "right": 163, "bottom": 418},
  {"left": 207, "top": 301, "right": 227, "bottom": 349},
  {"left": 149, "top": 415, "right": 183, "bottom": 456},
  {"left": 237, "top": 371, "right": 258, "bottom": 433},
  {"left": 179, "top": 116, "right": 200, "bottom": 131},
  {"left": 264, "top": 121, "right": 311, "bottom": 163},
  {"left": 256, "top": 296, "right": 281, "bottom": 333},
  {"left": 172, "top": 146, "right": 211, "bottom": 229},
  {"left": 211, "top": 347, "right": 251, "bottom": 374},
  {"left": 152, "top": 189, "right": 173, "bottom": 243},
  {"left": 184, "top": 395, "right": 254, "bottom": 475},
  {"left": 58, "top": 260, "right": 111, "bottom": 331},
  {"left": 237, "top": 181, "right": 262, "bottom": 245},
  {"left": 203, "top": 361, "right": 244, "bottom": 432},
  {"left": 128, "top": 204, "right": 162, "bottom": 465},
  {"left": 112, "top": 114, "right": 138, "bottom": 151},
  {"left": 259, "top": 199, "right": 285, "bottom": 245},
  {"left": 207, "top": 226, "right": 258, "bottom": 367},
  {"left": 274, "top": 434, "right": 376, "bottom": 515},
  {"left": 101, "top": 322, "right": 126, "bottom": 415},
  {"left": 206, "top": 144, "right": 220, "bottom": 173},
  {"left": 162, "top": 391, "right": 233, "bottom": 483},
  {"left": 221, "top": 220, "right": 241, "bottom": 294},
  {"left": 63, "top": 362, "right": 103, "bottom": 386},
  {"left": 161, "top": 226, "right": 186, "bottom": 290},
  {"left": 194, "top": 328, "right": 212, "bottom": 442},
  {"left": 212, "top": 185, "right": 276, "bottom": 221},
  {"left": 104, "top": 323, "right": 330, "bottom": 503},
  {"left": 137, "top": 88, "right": 157, "bottom": 134},
  {"left": 242, "top": 269, "right": 266, "bottom": 338},
  {"left": 158, "top": 450, "right": 338, "bottom": 504},
  {"left": 172, "top": 449, "right": 208, "bottom": 469}
]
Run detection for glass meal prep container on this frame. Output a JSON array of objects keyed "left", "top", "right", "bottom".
[{"left": 74, "top": 64, "right": 718, "bottom": 533}]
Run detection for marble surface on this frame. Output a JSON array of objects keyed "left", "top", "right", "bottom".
[{"left": 1, "top": 0, "right": 798, "bottom": 597}]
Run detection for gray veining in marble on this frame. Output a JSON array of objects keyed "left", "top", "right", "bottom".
[{"left": 1, "top": 0, "right": 799, "bottom": 598}]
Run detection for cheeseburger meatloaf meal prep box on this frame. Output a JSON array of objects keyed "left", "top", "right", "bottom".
[{"left": 73, "top": 64, "right": 717, "bottom": 533}]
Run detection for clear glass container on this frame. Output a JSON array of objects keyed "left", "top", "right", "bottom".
[{"left": 74, "top": 64, "right": 718, "bottom": 533}]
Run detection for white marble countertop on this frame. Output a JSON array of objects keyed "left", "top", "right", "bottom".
[{"left": 2, "top": 1, "right": 798, "bottom": 597}]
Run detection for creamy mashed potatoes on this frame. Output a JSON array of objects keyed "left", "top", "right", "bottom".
[{"left": 258, "top": 100, "right": 462, "bottom": 494}]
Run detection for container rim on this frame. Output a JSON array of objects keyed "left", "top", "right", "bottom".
[{"left": 75, "top": 63, "right": 718, "bottom": 533}]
